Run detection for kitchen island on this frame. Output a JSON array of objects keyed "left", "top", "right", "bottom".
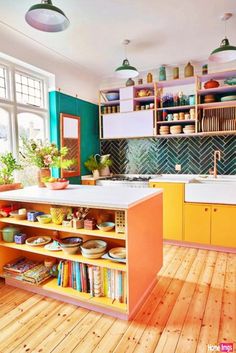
[{"left": 0, "top": 185, "right": 163, "bottom": 320}]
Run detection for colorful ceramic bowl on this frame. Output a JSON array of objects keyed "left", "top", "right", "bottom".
[
  {"left": 60, "top": 237, "right": 83, "bottom": 255},
  {"left": 97, "top": 222, "right": 115, "bottom": 232},
  {"left": 81, "top": 239, "right": 107, "bottom": 255},
  {"left": 37, "top": 214, "right": 52, "bottom": 224},
  {"left": 45, "top": 181, "right": 69, "bottom": 190},
  {"left": 105, "top": 92, "right": 119, "bottom": 101}
]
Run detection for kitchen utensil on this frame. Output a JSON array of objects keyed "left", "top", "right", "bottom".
[
  {"left": 97, "top": 222, "right": 115, "bottom": 232},
  {"left": 1, "top": 226, "right": 21, "bottom": 242},
  {"left": 80, "top": 239, "right": 107, "bottom": 255},
  {"left": 10, "top": 210, "right": 27, "bottom": 220},
  {"left": 14, "top": 233, "right": 28, "bottom": 244},
  {"left": 221, "top": 95, "right": 236, "bottom": 102},
  {"left": 184, "top": 62, "right": 194, "bottom": 77},
  {"left": 204, "top": 79, "right": 220, "bottom": 89},
  {"left": 45, "top": 180, "right": 69, "bottom": 190},
  {"left": 59, "top": 237, "right": 83, "bottom": 255},
  {"left": 224, "top": 77, "right": 236, "bottom": 85},
  {"left": 27, "top": 211, "right": 44, "bottom": 222},
  {"left": 37, "top": 214, "right": 52, "bottom": 224},
  {"left": 105, "top": 92, "right": 119, "bottom": 101},
  {"left": 44, "top": 241, "right": 62, "bottom": 251},
  {"left": 108, "top": 247, "right": 126, "bottom": 259},
  {"left": 26, "top": 236, "right": 51, "bottom": 247}
]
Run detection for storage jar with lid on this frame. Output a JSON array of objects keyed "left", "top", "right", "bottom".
[{"left": 2, "top": 226, "right": 21, "bottom": 242}]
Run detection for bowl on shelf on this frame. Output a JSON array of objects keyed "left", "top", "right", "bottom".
[
  {"left": 105, "top": 92, "right": 119, "bottom": 101},
  {"left": 59, "top": 237, "right": 83, "bottom": 255},
  {"left": 204, "top": 94, "right": 216, "bottom": 103},
  {"left": 45, "top": 180, "right": 69, "bottom": 190},
  {"left": 224, "top": 77, "right": 236, "bottom": 86},
  {"left": 26, "top": 236, "right": 51, "bottom": 247},
  {"left": 80, "top": 239, "right": 107, "bottom": 257},
  {"left": 37, "top": 214, "right": 52, "bottom": 224},
  {"left": 221, "top": 95, "right": 236, "bottom": 102},
  {"left": 9, "top": 210, "right": 27, "bottom": 220},
  {"left": 97, "top": 222, "right": 115, "bottom": 232},
  {"left": 108, "top": 247, "right": 126, "bottom": 259}
]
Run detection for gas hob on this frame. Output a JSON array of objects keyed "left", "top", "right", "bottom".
[{"left": 96, "top": 175, "right": 159, "bottom": 188}]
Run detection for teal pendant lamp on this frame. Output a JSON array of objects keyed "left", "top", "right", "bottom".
[
  {"left": 115, "top": 40, "right": 139, "bottom": 79},
  {"left": 209, "top": 13, "right": 236, "bottom": 63},
  {"left": 25, "top": 0, "right": 69, "bottom": 32}
]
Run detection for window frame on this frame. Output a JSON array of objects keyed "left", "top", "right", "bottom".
[{"left": 0, "top": 59, "right": 49, "bottom": 157}]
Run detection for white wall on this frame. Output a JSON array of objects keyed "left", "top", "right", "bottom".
[
  {"left": 100, "top": 61, "right": 236, "bottom": 89},
  {"left": 0, "top": 23, "right": 100, "bottom": 104}
]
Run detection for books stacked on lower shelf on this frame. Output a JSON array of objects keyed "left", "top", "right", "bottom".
[
  {"left": 3, "top": 257, "right": 51, "bottom": 285},
  {"left": 57, "top": 260, "right": 127, "bottom": 303}
]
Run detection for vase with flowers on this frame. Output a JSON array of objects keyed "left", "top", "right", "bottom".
[{"left": 20, "top": 138, "right": 75, "bottom": 187}]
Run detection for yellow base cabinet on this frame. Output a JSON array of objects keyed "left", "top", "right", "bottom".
[
  {"left": 211, "top": 205, "right": 236, "bottom": 247},
  {"left": 150, "top": 182, "right": 184, "bottom": 240},
  {"left": 184, "top": 203, "right": 236, "bottom": 248},
  {"left": 184, "top": 203, "right": 211, "bottom": 244}
]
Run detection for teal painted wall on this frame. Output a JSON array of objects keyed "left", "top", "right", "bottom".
[{"left": 49, "top": 91, "right": 100, "bottom": 183}]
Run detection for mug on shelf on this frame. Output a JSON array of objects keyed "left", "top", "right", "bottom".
[{"left": 173, "top": 113, "right": 179, "bottom": 121}]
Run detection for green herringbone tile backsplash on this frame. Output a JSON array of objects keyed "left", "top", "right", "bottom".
[{"left": 101, "top": 136, "right": 236, "bottom": 175}]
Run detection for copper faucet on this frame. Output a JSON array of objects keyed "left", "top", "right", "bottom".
[{"left": 209, "top": 150, "right": 221, "bottom": 178}]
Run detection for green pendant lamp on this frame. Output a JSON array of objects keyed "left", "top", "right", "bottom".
[
  {"left": 115, "top": 40, "right": 139, "bottom": 79},
  {"left": 209, "top": 13, "right": 236, "bottom": 63},
  {"left": 25, "top": 0, "right": 69, "bottom": 32}
]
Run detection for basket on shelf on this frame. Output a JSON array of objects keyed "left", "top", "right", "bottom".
[{"left": 50, "top": 207, "right": 71, "bottom": 225}]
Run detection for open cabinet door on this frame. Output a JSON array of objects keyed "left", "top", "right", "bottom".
[{"left": 60, "top": 113, "right": 80, "bottom": 178}]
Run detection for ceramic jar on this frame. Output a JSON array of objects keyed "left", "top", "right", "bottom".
[
  {"left": 159, "top": 66, "right": 166, "bottom": 81},
  {"left": 184, "top": 62, "right": 194, "bottom": 77},
  {"left": 147, "top": 72, "right": 153, "bottom": 83},
  {"left": 173, "top": 67, "right": 179, "bottom": 79},
  {"left": 126, "top": 78, "right": 135, "bottom": 86}
]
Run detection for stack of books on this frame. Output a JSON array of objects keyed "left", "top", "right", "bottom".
[
  {"left": 57, "top": 260, "right": 127, "bottom": 303},
  {"left": 3, "top": 257, "right": 51, "bottom": 285}
]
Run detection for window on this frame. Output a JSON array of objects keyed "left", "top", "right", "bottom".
[
  {"left": 0, "top": 66, "right": 7, "bottom": 99},
  {"left": 15, "top": 72, "right": 43, "bottom": 107},
  {"left": 0, "top": 58, "right": 49, "bottom": 185},
  {"left": 0, "top": 108, "right": 11, "bottom": 152}
]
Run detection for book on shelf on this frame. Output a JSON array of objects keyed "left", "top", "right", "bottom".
[
  {"left": 23, "top": 264, "right": 51, "bottom": 285},
  {"left": 3, "top": 257, "right": 39, "bottom": 274},
  {"left": 3, "top": 257, "right": 51, "bottom": 285},
  {"left": 57, "top": 260, "right": 127, "bottom": 303}
]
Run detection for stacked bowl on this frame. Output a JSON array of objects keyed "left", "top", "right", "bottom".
[{"left": 81, "top": 239, "right": 107, "bottom": 259}]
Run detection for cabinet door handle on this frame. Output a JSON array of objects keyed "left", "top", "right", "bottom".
[
  {"left": 214, "top": 208, "right": 217, "bottom": 212},
  {"left": 204, "top": 208, "right": 208, "bottom": 211}
]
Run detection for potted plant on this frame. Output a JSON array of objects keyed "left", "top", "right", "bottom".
[
  {"left": 20, "top": 138, "right": 75, "bottom": 187},
  {"left": 99, "top": 154, "right": 112, "bottom": 176},
  {"left": 0, "top": 152, "right": 23, "bottom": 192},
  {"left": 84, "top": 155, "right": 102, "bottom": 179},
  {"left": 84, "top": 154, "right": 112, "bottom": 178}
]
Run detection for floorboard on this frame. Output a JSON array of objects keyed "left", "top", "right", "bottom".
[{"left": 0, "top": 245, "right": 235, "bottom": 353}]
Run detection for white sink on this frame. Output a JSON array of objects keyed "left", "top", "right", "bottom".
[
  {"left": 193, "top": 175, "right": 236, "bottom": 183},
  {"left": 185, "top": 181, "right": 236, "bottom": 205}
]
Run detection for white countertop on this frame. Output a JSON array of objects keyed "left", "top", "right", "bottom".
[
  {"left": 150, "top": 174, "right": 196, "bottom": 183},
  {"left": 0, "top": 185, "right": 162, "bottom": 210}
]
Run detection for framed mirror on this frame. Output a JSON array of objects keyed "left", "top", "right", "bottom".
[{"left": 60, "top": 113, "right": 80, "bottom": 178}]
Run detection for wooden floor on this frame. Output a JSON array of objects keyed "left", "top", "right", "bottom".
[{"left": 0, "top": 244, "right": 235, "bottom": 353}]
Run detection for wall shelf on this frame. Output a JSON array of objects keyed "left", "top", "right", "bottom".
[{"left": 99, "top": 69, "right": 236, "bottom": 139}]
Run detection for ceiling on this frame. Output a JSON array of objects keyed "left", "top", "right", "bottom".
[{"left": 0, "top": 0, "right": 236, "bottom": 79}]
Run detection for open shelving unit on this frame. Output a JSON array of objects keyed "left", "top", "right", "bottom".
[
  {"left": 99, "top": 69, "right": 236, "bottom": 139},
  {"left": 0, "top": 187, "right": 162, "bottom": 320}
]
